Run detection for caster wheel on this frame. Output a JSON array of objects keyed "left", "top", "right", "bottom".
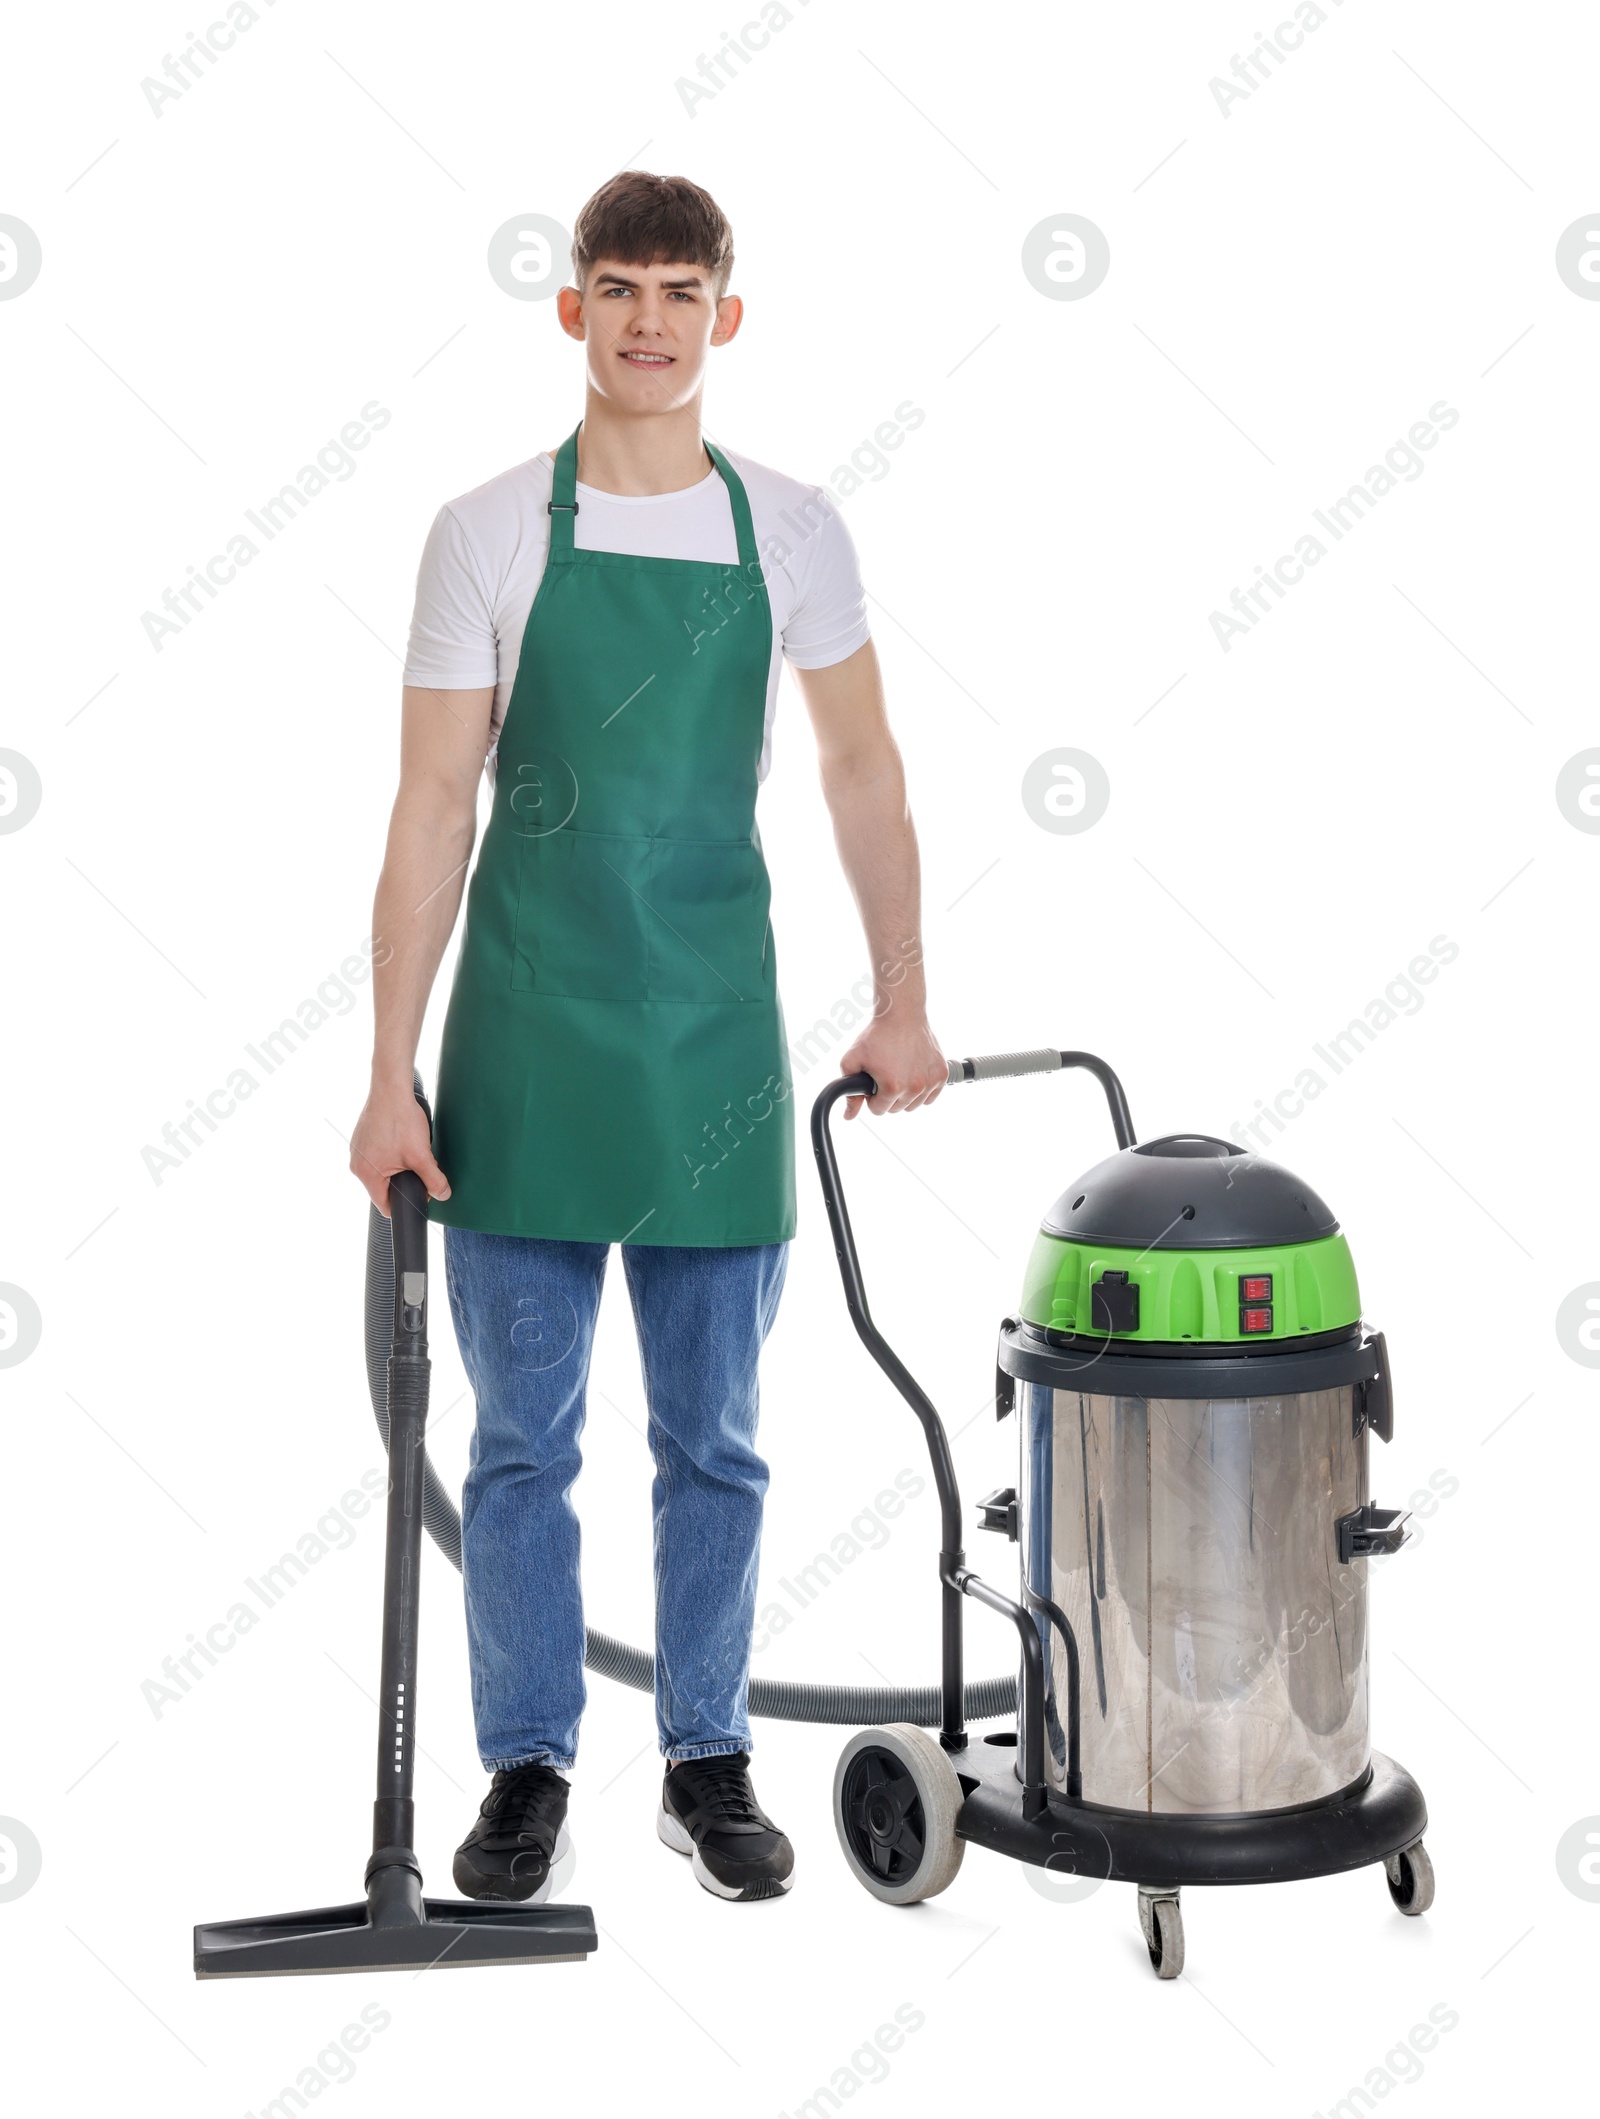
[
  {"left": 1138, "top": 1887, "right": 1184, "bottom": 1979},
  {"left": 833, "top": 1724, "right": 965, "bottom": 1906},
  {"left": 1385, "top": 1838, "right": 1435, "bottom": 1916}
]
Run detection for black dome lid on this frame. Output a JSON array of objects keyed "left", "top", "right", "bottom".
[{"left": 1042, "top": 1133, "right": 1339, "bottom": 1251}]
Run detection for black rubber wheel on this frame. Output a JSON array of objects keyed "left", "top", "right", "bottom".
[
  {"left": 833, "top": 1725, "right": 964, "bottom": 1905},
  {"left": 1385, "top": 1839, "right": 1435, "bottom": 1916}
]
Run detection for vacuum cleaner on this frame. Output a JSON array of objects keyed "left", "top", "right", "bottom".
[
  {"left": 814, "top": 1048, "right": 1433, "bottom": 1978},
  {"left": 194, "top": 1047, "right": 1432, "bottom": 1980}
]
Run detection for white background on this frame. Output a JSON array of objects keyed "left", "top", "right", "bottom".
[{"left": 2, "top": 1, "right": 1595, "bottom": 2112}]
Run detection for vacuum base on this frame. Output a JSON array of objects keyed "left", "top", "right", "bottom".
[
  {"left": 956, "top": 1744, "right": 1426, "bottom": 1888},
  {"left": 193, "top": 1899, "right": 597, "bottom": 1978}
]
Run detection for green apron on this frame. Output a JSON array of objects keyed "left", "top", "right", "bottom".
[{"left": 429, "top": 425, "right": 795, "bottom": 1247}]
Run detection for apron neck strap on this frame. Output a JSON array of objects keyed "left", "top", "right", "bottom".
[
  {"left": 547, "top": 426, "right": 582, "bottom": 557},
  {"left": 704, "top": 440, "right": 762, "bottom": 579},
  {"left": 548, "top": 426, "right": 763, "bottom": 579}
]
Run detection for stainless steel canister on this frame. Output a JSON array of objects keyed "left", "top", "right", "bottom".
[{"left": 1021, "top": 1381, "right": 1371, "bottom": 1814}]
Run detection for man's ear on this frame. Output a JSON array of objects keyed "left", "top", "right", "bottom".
[
  {"left": 710, "top": 293, "right": 744, "bottom": 348},
  {"left": 556, "top": 284, "right": 586, "bottom": 340}
]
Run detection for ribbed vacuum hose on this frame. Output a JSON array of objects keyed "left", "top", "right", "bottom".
[{"left": 364, "top": 1204, "right": 1018, "bottom": 1727}]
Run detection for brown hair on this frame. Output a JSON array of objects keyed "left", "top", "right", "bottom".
[{"left": 571, "top": 171, "right": 735, "bottom": 297}]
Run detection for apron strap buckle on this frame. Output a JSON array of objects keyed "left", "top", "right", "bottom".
[{"left": 547, "top": 500, "right": 580, "bottom": 515}]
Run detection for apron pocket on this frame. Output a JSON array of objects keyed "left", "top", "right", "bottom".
[
  {"left": 511, "top": 831, "right": 774, "bottom": 1004},
  {"left": 646, "top": 837, "right": 774, "bottom": 1005},
  {"left": 511, "top": 830, "right": 653, "bottom": 999}
]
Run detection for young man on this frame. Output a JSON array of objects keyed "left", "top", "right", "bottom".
[{"left": 349, "top": 171, "right": 944, "bottom": 1905}]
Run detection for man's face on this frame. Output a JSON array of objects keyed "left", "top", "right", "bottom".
[{"left": 559, "top": 258, "right": 741, "bottom": 415}]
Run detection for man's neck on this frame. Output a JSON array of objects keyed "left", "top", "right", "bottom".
[{"left": 565, "top": 395, "right": 713, "bottom": 496}]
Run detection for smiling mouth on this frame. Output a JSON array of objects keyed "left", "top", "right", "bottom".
[{"left": 620, "top": 350, "right": 674, "bottom": 366}]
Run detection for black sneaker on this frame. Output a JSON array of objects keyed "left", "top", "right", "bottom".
[
  {"left": 452, "top": 1763, "right": 571, "bottom": 1903},
  {"left": 658, "top": 1753, "right": 794, "bottom": 1902}
]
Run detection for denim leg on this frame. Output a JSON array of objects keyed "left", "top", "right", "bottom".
[
  {"left": 445, "top": 1226, "right": 609, "bottom": 1772},
  {"left": 621, "top": 1240, "right": 789, "bottom": 1761}
]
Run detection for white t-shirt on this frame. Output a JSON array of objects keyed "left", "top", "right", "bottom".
[{"left": 401, "top": 444, "right": 872, "bottom": 781}]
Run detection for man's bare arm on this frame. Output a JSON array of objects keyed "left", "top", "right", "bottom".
[
  {"left": 349, "top": 684, "right": 496, "bottom": 1211},
  {"left": 791, "top": 640, "right": 945, "bottom": 1119}
]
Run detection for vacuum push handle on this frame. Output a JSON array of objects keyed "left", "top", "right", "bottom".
[
  {"left": 944, "top": 1048, "right": 1136, "bottom": 1149},
  {"left": 809, "top": 1047, "right": 1135, "bottom": 1498},
  {"left": 810, "top": 1048, "right": 1133, "bottom": 1776},
  {"left": 809, "top": 1073, "right": 962, "bottom": 1547}
]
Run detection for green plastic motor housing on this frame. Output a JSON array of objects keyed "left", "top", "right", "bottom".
[
  {"left": 1020, "top": 1230, "right": 1359, "bottom": 1344},
  {"left": 1020, "top": 1133, "right": 1361, "bottom": 1346}
]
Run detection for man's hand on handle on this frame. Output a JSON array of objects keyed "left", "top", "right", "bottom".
[
  {"left": 349, "top": 1080, "right": 452, "bottom": 1217},
  {"left": 837, "top": 1014, "right": 947, "bottom": 1121}
]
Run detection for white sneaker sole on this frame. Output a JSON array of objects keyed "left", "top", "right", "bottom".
[{"left": 656, "top": 1803, "right": 794, "bottom": 1901}]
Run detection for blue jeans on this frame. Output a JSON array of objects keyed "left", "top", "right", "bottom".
[{"left": 443, "top": 1228, "right": 789, "bottom": 1772}]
